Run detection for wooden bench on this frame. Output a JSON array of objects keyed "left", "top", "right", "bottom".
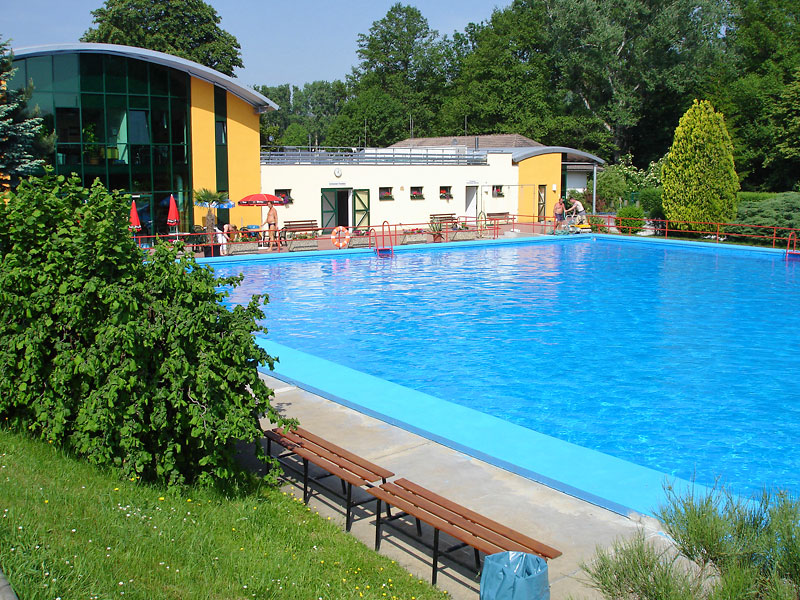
[
  {"left": 486, "top": 212, "right": 511, "bottom": 224},
  {"left": 429, "top": 213, "right": 457, "bottom": 225},
  {"left": 279, "top": 220, "right": 319, "bottom": 243},
  {"left": 265, "top": 426, "right": 394, "bottom": 531},
  {"left": 368, "top": 478, "right": 561, "bottom": 584}
]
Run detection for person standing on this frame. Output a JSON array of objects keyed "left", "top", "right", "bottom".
[
  {"left": 261, "top": 201, "right": 278, "bottom": 250},
  {"left": 565, "top": 197, "right": 587, "bottom": 224},
  {"left": 553, "top": 197, "right": 566, "bottom": 233}
]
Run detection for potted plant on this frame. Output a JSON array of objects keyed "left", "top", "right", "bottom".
[
  {"left": 82, "top": 124, "right": 102, "bottom": 164},
  {"left": 428, "top": 220, "right": 444, "bottom": 242}
]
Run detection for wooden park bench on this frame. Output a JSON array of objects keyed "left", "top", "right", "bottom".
[
  {"left": 368, "top": 478, "right": 561, "bottom": 584},
  {"left": 264, "top": 426, "right": 394, "bottom": 531},
  {"left": 279, "top": 220, "right": 319, "bottom": 244},
  {"left": 429, "top": 213, "right": 457, "bottom": 225},
  {"left": 486, "top": 212, "right": 511, "bottom": 224}
]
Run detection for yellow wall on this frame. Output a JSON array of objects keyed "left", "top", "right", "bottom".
[
  {"left": 226, "top": 92, "right": 262, "bottom": 228},
  {"left": 517, "top": 153, "right": 562, "bottom": 224},
  {"left": 190, "top": 78, "right": 216, "bottom": 226}
]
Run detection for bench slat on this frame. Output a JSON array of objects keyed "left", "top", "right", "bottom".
[
  {"left": 277, "top": 428, "right": 391, "bottom": 483},
  {"left": 368, "top": 486, "right": 505, "bottom": 556},
  {"left": 394, "top": 478, "right": 561, "bottom": 559},
  {"left": 292, "top": 427, "right": 394, "bottom": 480}
]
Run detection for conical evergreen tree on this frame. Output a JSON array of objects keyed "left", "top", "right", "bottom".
[
  {"left": 0, "top": 37, "right": 45, "bottom": 190},
  {"left": 662, "top": 100, "right": 739, "bottom": 230}
]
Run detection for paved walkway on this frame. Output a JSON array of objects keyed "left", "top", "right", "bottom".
[{"left": 257, "top": 373, "right": 668, "bottom": 600}]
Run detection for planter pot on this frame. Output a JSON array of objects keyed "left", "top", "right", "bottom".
[
  {"left": 348, "top": 236, "right": 372, "bottom": 248},
  {"left": 449, "top": 230, "right": 477, "bottom": 241},
  {"left": 288, "top": 238, "right": 318, "bottom": 252},
  {"left": 431, "top": 232, "right": 444, "bottom": 243},
  {"left": 400, "top": 233, "right": 426, "bottom": 245},
  {"left": 230, "top": 241, "right": 259, "bottom": 255}
]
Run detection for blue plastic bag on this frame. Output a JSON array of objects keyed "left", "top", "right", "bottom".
[{"left": 480, "top": 551, "right": 549, "bottom": 600}]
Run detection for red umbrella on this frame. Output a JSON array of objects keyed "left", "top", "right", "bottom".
[
  {"left": 129, "top": 200, "right": 142, "bottom": 231},
  {"left": 238, "top": 193, "right": 287, "bottom": 206},
  {"left": 166, "top": 194, "right": 180, "bottom": 226}
]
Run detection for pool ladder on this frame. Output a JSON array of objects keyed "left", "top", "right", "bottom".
[
  {"left": 369, "top": 221, "right": 395, "bottom": 258},
  {"left": 787, "top": 231, "right": 799, "bottom": 260}
]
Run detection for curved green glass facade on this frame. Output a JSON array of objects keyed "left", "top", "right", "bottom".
[{"left": 11, "top": 52, "right": 192, "bottom": 235}]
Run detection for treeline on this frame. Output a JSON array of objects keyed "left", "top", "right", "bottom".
[{"left": 257, "top": 0, "right": 800, "bottom": 192}]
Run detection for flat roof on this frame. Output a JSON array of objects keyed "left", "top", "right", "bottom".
[{"left": 12, "top": 42, "right": 278, "bottom": 113}]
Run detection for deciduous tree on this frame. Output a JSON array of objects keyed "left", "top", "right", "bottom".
[{"left": 81, "top": 0, "right": 243, "bottom": 76}]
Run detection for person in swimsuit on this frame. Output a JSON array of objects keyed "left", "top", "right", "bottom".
[
  {"left": 261, "top": 201, "right": 278, "bottom": 250},
  {"left": 553, "top": 198, "right": 566, "bottom": 233}
]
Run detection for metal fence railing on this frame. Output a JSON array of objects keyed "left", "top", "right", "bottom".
[{"left": 260, "top": 146, "right": 489, "bottom": 167}]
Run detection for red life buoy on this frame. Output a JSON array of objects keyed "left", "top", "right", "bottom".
[{"left": 331, "top": 226, "right": 351, "bottom": 249}]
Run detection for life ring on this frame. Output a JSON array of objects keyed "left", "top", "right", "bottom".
[{"left": 330, "top": 226, "right": 350, "bottom": 249}]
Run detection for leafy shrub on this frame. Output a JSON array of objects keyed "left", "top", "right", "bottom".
[
  {"left": 0, "top": 171, "right": 286, "bottom": 489},
  {"left": 595, "top": 166, "right": 628, "bottom": 209},
  {"left": 589, "top": 215, "right": 609, "bottom": 233},
  {"left": 615, "top": 205, "right": 645, "bottom": 234},
  {"left": 639, "top": 187, "right": 664, "bottom": 219},
  {"left": 728, "top": 192, "right": 800, "bottom": 245},
  {"left": 739, "top": 191, "right": 777, "bottom": 204},
  {"left": 584, "top": 484, "right": 800, "bottom": 599}
]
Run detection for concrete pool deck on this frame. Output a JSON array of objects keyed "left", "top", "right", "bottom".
[{"left": 258, "top": 371, "right": 670, "bottom": 600}]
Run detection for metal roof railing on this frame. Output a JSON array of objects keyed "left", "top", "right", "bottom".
[{"left": 260, "top": 146, "right": 489, "bottom": 167}]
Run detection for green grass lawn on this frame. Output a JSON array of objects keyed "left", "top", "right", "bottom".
[{"left": 0, "top": 429, "right": 448, "bottom": 600}]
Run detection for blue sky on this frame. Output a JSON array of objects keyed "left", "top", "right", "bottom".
[{"left": 5, "top": 1, "right": 511, "bottom": 88}]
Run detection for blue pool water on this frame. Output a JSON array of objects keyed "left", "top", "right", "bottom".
[{"left": 216, "top": 238, "right": 800, "bottom": 498}]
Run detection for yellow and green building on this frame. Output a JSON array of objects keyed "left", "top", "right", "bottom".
[{"left": 10, "top": 43, "right": 276, "bottom": 236}]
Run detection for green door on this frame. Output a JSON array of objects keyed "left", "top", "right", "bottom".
[
  {"left": 354, "top": 189, "right": 370, "bottom": 229},
  {"left": 321, "top": 188, "right": 337, "bottom": 231}
]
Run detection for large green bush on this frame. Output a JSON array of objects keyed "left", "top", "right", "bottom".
[
  {"left": 662, "top": 100, "right": 740, "bottom": 230},
  {"left": 638, "top": 187, "right": 664, "bottom": 219},
  {"left": 0, "top": 171, "right": 285, "bottom": 488},
  {"left": 614, "top": 205, "right": 645, "bottom": 234},
  {"left": 728, "top": 192, "right": 800, "bottom": 245}
]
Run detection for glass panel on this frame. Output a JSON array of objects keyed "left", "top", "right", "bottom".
[
  {"left": 9, "top": 59, "right": 26, "bottom": 91},
  {"left": 55, "top": 144, "right": 82, "bottom": 171},
  {"left": 172, "top": 144, "right": 188, "bottom": 166},
  {"left": 215, "top": 150, "right": 228, "bottom": 192},
  {"left": 170, "top": 70, "right": 188, "bottom": 98},
  {"left": 28, "top": 91, "right": 54, "bottom": 120},
  {"left": 81, "top": 94, "right": 106, "bottom": 164},
  {"left": 153, "top": 146, "right": 171, "bottom": 190},
  {"left": 53, "top": 54, "right": 79, "bottom": 92},
  {"left": 214, "top": 86, "right": 227, "bottom": 120},
  {"left": 128, "top": 59, "right": 148, "bottom": 95},
  {"left": 150, "top": 64, "right": 169, "bottom": 95},
  {"left": 129, "top": 95, "right": 149, "bottom": 109},
  {"left": 104, "top": 55, "right": 127, "bottom": 93},
  {"left": 26, "top": 56, "right": 52, "bottom": 91},
  {"left": 128, "top": 110, "right": 150, "bottom": 144},
  {"left": 54, "top": 92, "right": 79, "bottom": 108},
  {"left": 83, "top": 165, "right": 107, "bottom": 187},
  {"left": 172, "top": 163, "right": 189, "bottom": 191},
  {"left": 105, "top": 95, "right": 127, "bottom": 160},
  {"left": 151, "top": 97, "right": 170, "bottom": 143},
  {"left": 131, "top": 145, "right": 152, "bottom": 192},
  {"left": 108, "top": 169, "right": 130, "bottom": 192},
  {"left": 80, "top": 54, "right": 104, "bottom": 92},
  {"left": 56, "top": 107, "right": 81, "bottom": 143},
  {"left": 215, "top": 121, "right": 227, "bottom": 145},
  {"left": 170, "top": 98, "right": 187, "bottom": 144}
]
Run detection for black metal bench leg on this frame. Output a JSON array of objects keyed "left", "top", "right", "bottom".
[
  {"left": 374, "top": 499, "right": 383, "bottom": 551},
  {"left": 341, "top": 479, "right": 347, "bottom": 495},
  {"left": 416, "top": 517, "right": 422, "bottom": 537},
  {"left": 345, "top": 483, "right": 353, "bottom": 531},
  {"left": 432, "top": 528, "right": 440, "bottom": 585},
  {"left": 302, "top": 458, "right": 310, "bottom": 503},
  {"left": 475, "top": 549, "right": 481, "bottom": 573}
]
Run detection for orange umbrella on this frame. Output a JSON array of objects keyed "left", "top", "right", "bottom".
[
  {"left": 129, "top": 200, "right": 142, "bottom": 231},
  {"left": 166, "top": 194, "right": 180, "bottom": 226}
]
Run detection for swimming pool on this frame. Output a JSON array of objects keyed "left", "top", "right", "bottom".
[{"left": 213, "top": 237, "right": 800, "bottom": 508}]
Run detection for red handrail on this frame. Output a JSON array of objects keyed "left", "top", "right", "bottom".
[{"left": 787, "top": 231, "right": 798, "bottom": 259}]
